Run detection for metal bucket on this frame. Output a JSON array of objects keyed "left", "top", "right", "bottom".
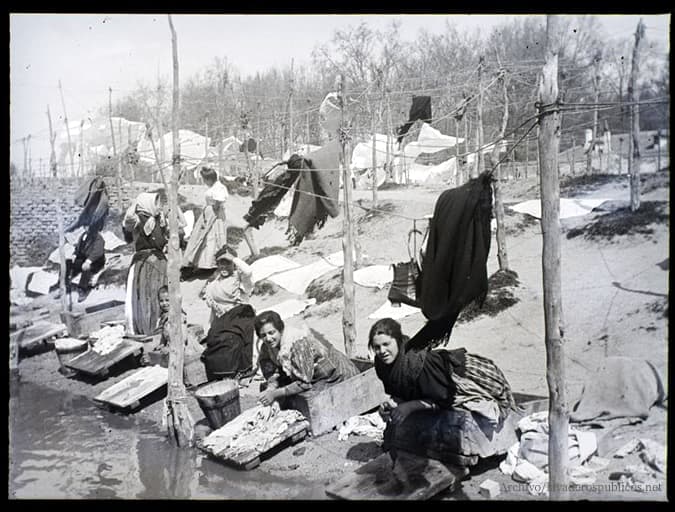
[{"left": 194, "top": 379, "right": 241, "bottom": 430}]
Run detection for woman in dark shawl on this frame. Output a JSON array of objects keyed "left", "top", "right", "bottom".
[
  {"left": 369, "top": 318, "right": 518, "bottom": 426},
  {"left": 123, "top": 192, "right": 169, "bottom": 335}
]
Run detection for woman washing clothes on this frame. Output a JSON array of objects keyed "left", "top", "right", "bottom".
[
  {"left": 182, "top": 166, "right": 230, "bottom": 275},
  {"left": 254, "top": 310, "right": 359, "bottom": 406},
  {"left": 123, "top": 191, "right": 169, "bottom": 335},
  {"left": 369, "top": 318, "right": 518, "bottom": 426},
  {"left": 200, "top": 246, "right": 256, "bottom": 381}
]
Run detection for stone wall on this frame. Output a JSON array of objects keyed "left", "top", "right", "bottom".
[{"left": 9, "top": 177, "right": 162, "bottom": 267}]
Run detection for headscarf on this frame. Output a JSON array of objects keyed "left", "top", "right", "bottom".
[{"left": 134, "top": 192, "right": 162, "bottom": 237}]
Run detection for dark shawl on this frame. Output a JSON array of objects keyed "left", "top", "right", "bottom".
[
  {"left": 287, "top": 140, "right": 341, "bottom": 246},
  {"left": 201, "top": 303, "right": 256, "bottom": 379},
  {"left": 407, "top": 172, "right": 493, "bottom": 350},
  {"left": 66, "top": 177, "right": 109, "bottom": 233},
  {"left": 374, "top": 344, "right": 467, "bottom": 409},
  {"left": 397, "top": 96, "right": 432, "bottom": 144},
  {"left": 243, "top": 156, "right": 303, "bottom": 229},
  {"left": 131, "top": 212, "right": 168, "bottom": 263}
]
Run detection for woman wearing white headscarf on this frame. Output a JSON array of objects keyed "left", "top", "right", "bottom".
[
  {"left": 182, "top": 166, "right": 230, "bottom": 272},
  {"left": 123, "top": 192, "right": 169, "bottom": 335}
]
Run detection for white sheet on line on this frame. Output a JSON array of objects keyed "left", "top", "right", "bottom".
[
  {"left": 269, "top": 251, "right": 344, "bottom": 295},
  {"left": 26, "top": 270, "right": 59, "bottom": 295},
  {"left": 353, "top": 265, "right": 393, "bottom": 289},
  {"left": 249, "top": 255, "right": 301, "bottom": 284},
  {"left": 510, "top": 198, "right": 611, "bottom": 220},
  {"left": 266, "top": 298, "right": 317, "bottom": 320},
  {"left": 368, "top": 300, "right": 421, "bottom": 320}
]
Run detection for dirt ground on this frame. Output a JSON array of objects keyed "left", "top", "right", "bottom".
[{"left": 12, "top": 169, "right": 669, "bottom": 500}]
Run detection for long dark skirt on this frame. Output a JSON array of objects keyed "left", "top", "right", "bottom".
[
  {"left": 201, "top": 304, "right": 256, "bottom": 381},
  {"left": 127, "top": 250, "right": 168, "bottom": 335}
]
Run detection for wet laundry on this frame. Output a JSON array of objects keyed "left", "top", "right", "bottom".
[
  {"left": 407, "top": 172, "right": 493, "bottom": 350},
  {"left": 397, "top": 96, "right": 432, "bottom": 144}
]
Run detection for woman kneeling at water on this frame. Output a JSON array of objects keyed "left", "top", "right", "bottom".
[
  {"left": 255, "top": 310, "right": 359, "bottom": 406},
  {"left": 369, "top": 318, "right": 518, "bottom": 426}
]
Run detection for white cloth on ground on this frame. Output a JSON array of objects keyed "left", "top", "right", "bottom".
[
  {"left": 338, "top": 412, "right": 387, "bottom": 444},
  {"left": 249, "top": 255, "right": 301, "bottom": 284},
  {"left": 268, "top": 251, "right": 344, "bottom": 295},
  {"left": 368, "top": 300, "right": 421, "bottom": 320},
  {"left": 353, "top": 265, "right": 393, "bottom": 289},
  {"left": 510, "top": 198, "right": 611, "bottom": 220},
  {"left": 266, "top": 298, "right": 316, "bottom": 320}
]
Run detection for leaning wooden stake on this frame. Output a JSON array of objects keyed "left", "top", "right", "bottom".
[
  {"left": 491, "top": 70, "right": 510, "bottom": 271},
  {"left": 165, "top": 14, "right": 194, "bottom": 447},
  {"left": 58, "top": 80, "right": 76, "bottom": 177},
  {"left": 338, "top": 74, "right": 356, "bottom": 358},
  {"left": 628, "top": 19, "right": 646, "bottom": 211},
  {"left": 48, "top": 106, "right": 69, "bottom": 314},
  {"left": 538, "top": 15, "right": 568, "bottom": 500},
  {"left": 108, "top": 87, "right": 122, "bottom": 208},
  {"left": 474, "top": 56, "right": 485, "bottom": 179}
]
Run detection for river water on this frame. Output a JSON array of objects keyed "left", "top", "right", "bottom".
[{"left": 8, "top": 380, "right": 325, "bottom": 499}]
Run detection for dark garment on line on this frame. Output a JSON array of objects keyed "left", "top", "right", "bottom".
[
  {"left": 239, "top": 137, "right": 262, "bottom": 157},
  {"left": 407, "top": 172, "right": 493, "bottom": 351},
  {"left": 201, "top": 303, "right": 256, "bottom": 381},
  {"left": 243, "top": 157, "right": 303, "bottom": 229},
  {"left": 66, "top": 177, "right": 109, "bottom": 233},
  {"left": 397, "top": 96, "right": 432, "bottom": 144},
  {"left": 287, "top": 140, "right": 341, "bottom": 246}
]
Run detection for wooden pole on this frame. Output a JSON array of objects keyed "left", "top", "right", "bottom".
[
  {"left": 108, "top": 87, "right": 122, "bottom": 208},
  {"left": 27, "top": 134, "right": 32, "bottom": 179},
  {"left": 474, "top": 56, "right": 485, "bottom": 179},
  {"left": 286, "top": 58, "right": 294, "bottom": 155},
  {"left": 22, "top": 137, "right": 27, "bottom": 179},
  {"left": 165, "top": 14, "right": 194, "bottom": 447},
  {"left": 47, "top": 106, "right": 69, "bottom": 314},
  {"left": 371, "top": 108, "right": 378, "bottom": 207},
  {"left": 492, "top": 70, "right": 510, "bottom": 271},
  {"left": 338, "top": 74, "right": 356, "bottom": 358},
  {"left": 629, "top": 19, "right": 646, "bottom": 211},
  {"left": 525, "top": 135, "right": 529, "bottom": 179},
  {"left": 79, "top": 120, "right": 85, "bottom": 176},
  {"left": 58, "top": 80, "right": 76, "bottom": 177},
  {"left": 571, "top": 136, "right": 576, "bottom": 175},
  {"left": 591, "top": 53, "right": 601, "bottom": 175},
  {"left": 254, "top": 101, "right": 261, "bottom": 199},
  {"left": 538, "top": 15, "right": 568, "bottom": 500}
]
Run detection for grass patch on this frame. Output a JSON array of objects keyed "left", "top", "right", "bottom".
[
  {"left": 252, "top": 279, "right": 279, "bottom": 297},
  {"left": 458, "top": 269, "right": 520, "bottom": 323},
  {"left": 505, "top": 210, "right": 539, "bottom": 236},
  {"left": 306, "top": 269, "right": 343, "bottom": 304},
  {"left": 356, "top": 200, "right": 397, "bottom": 224},
  {"left": 566, "top": 200, "right": 669, "bottom": 241}
]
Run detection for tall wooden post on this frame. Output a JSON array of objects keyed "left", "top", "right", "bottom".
[
  {"left": 571, "top": 136, "right": 576, "bottom": 175},
  {"left": 525, "top": 135, "right": 530, "bottom": 179},
  {"left": 454, "top": 117, "right": 460, "bottom": 183},
  {"left": 286, "top": 58, "right": 295, "bottom": 155},
  {"left": 47, "top": 106, "right": 69, "bottom": 314},
  {"left": 338, "top": 74, "right": 356, "bottom": 358},
  {"left": 464, "top": 112, "right": 470, "bottom": 184},
  {"left": 538, "top": 15, "right": 568, "bottom": 500},
  {"left": 165, "top": 14, "right": 194, "bottom": 447},
  {"left": 108, "top": 87, "right": 122, "bottom": 208},
  {"left": 629, "top": 19, "right": 646, "bottom": 211},
  {"left": 591, "top": 53, "right": 602, "bottom": 175},
  {"left": 474, "top": 56, "right": 485, "bottom": 179},
  {"left": 254, "top": 101, "right": 261, "bottom": 199},
  {"left": 58, "top": 80, "right": 76, "bottom": 177},
  {"left": 371, "top": 110, "right": 378, "bottom": 207},
  {"left": 79, "top": 120, "right": 85, "bottom": 176},
  {"left": 492, "top": 71, "right": 510, "bottom": 271}
]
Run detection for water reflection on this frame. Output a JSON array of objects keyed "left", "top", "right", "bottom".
[{"left": 9, "top": 381, "right": 323, "bottom": 499}]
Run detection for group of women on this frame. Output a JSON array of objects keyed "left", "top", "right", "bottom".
[{"left": 121, "top": 165, "right": 517, "bottom": 430}]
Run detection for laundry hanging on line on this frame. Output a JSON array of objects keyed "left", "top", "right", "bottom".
[
  {"left": 397, "top": 96, "right": 432, "bottom": 144},
  {"left": 407, "top": 171, "right": 494, "bottom": 351}
]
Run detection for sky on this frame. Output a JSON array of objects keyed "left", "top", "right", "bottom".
[{"left": 9, "top": 13, "right": 670, "bottom": 168}]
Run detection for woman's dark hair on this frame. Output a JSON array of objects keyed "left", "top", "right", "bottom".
[
  {"left": 200, "top": 166, "right": 218, "bottom": 184},
  {"left": 368, "top": 318, "right": 405, "bottom": 350},
  {"left": 214, "top": 245, "right": 237, "bottom": 262},
  {"left": 254, "top": 310, "right": 285, "bottom": 337},
  {"left": 158, "top": 285, "right": 169, "bottom": 298}
]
